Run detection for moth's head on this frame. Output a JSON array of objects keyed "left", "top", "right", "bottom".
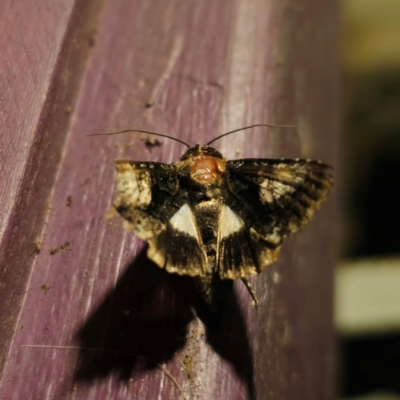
[
  {"left": 180, "top": 144, "right": 223, "bottom": 161},
  {"left": 180, "top": 145, "right": 226, "bottom": 185}
]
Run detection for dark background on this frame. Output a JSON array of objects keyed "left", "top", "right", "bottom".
[{"left": 340, "top": 1, "right": 400, "bottom": 398}]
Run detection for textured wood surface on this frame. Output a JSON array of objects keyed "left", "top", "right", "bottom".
[{"left": 0, "top": 0, "right": 340, "bottom": 399}]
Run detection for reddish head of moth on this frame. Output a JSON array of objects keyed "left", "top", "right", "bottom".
[{"left": 190, "top": 155, "right": 226, "bottom": 184}]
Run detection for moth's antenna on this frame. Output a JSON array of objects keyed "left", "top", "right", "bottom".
[
  {"left": 86, "top": 129, "right": 191, "bottom": 148},
  {"left": 206, "top": 123, "right": 297, "bottom": 146}
]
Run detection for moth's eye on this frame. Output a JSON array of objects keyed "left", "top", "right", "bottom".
[{"left": 215, "top": 158, "right": 226, "bottom": 173}]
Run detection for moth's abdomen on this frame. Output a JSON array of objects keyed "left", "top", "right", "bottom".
[
  {"left": 194, "top": 201, "right": 220, "bottom": 273},
  {"left": 195, "top": 273, "right": 234, "bottom": 315}
]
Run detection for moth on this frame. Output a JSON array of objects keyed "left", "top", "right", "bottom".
[{"left": 102, "top": 125, "right": 333, "bottom": 311}]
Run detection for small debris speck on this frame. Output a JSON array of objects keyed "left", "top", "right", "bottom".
[
  {"left": 41, "top": 284, "right": 51, "bottom": 294},
  {"left": 33, "top": 240, "right": 41, "bottom": 255},
  {"left": 66, "top": 195, "right": 73, "bottom": 208},
  {"left": 142, "top": 137, "right": 163, "bottom": 152},
  {"left": 49, "top": 241, "right": 71, "bottom": 255}
]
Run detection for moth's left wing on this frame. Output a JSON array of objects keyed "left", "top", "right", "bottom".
[
  {"left": 217, "top": 158, "right": 333, "bottom": 279},
  {"left": 114, "top": 161, "right": 207, "bottom": 276}
]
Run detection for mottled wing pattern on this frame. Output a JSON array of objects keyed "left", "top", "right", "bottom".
[
  {"left": 217, "top": 158, "right": 333, "bottom": 279},
  {"left": 114, "top": 161, "right": 207, "bottom": 276}
]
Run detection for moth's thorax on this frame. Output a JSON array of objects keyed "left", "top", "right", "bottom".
[
  {"left": 179, "top": 145, "right": 226, "bottom": 185},
  {"left": 190, "top": 154, "right": 226, "bottom": 184}
]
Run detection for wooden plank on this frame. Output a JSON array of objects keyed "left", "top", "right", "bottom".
[
  {"left": 0, "top": 1, "right": 75, "bottom": 242},
  {"left": 0, "top": 0, "right": 340, "bottom": 398},
  {"left": 0, "top": 0, "right": 106, "bottom": 374}
]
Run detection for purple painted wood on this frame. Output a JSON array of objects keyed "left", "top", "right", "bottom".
[
  {"left": 0, "top": 0, "right": 105, "bottom": 377},
  {"left": 0, "top": 0, "right": 340, "bottom": 399}
]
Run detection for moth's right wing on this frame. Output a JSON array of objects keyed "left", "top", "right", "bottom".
[
  {"left": 114, "top": 161, "right": 207, "bottom": 276},
  {"left": 216, "top": 158, "right": 333, "bottom": 279}
]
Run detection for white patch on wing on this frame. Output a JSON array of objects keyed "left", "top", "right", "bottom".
[
  {"left": 265, "top": 227, "right": 282, "bottom": 245},
  {"left": 260, "top": 187, "right": 273, "bottom": 203},
  {"left": 259, "top": 179, "right": 273, "bottom": 203},
  {"left": 116, "top": 166, "right": 151, "bottom": 208},
  {"left": 271, "top": 181, "right": 295, "bottom": 198},
  {"left": 219, "top": 204, "right": 244, "bottom": 239},
  {"left": 137, "top": 173, "right": 151, "bottom": 206},
  {"left": 259, "top": 178, "right": 296, "bottom": 201},
  {"left": 276, "top": 169, "right": 297, "bottom": 181},
  {"left": 169, "top": 204, "right": 199, "bottom": 239}
]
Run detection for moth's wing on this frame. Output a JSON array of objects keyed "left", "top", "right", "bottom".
[
  {"left": 114, "top": 161, "right": 207, "bottom": 276},
  {"left": 217, "top": 158, "right": 333, "bottom": 279}
]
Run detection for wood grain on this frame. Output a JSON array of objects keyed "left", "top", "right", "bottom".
[{"left": 0, "top": 0, "right": 340, "bottom": 399}]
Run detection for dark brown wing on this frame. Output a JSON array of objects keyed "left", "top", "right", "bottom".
[
  {"left": 216, "top": 158, "right": 333, "bottom": 279},
  {"left": 114, "top": 161, "right": 207, "bottom": 276}
]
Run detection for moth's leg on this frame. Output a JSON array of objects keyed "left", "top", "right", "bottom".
[{"left": 241, "top": 278, "right": 258, "bottom": 308}]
